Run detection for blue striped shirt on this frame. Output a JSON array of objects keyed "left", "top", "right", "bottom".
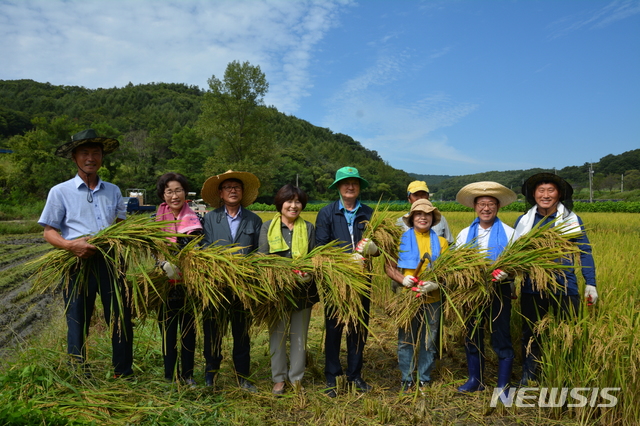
[{"left": 38, "top": 174, "right": 126, "bottom": 240}]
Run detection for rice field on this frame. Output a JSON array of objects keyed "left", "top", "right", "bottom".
[{"left": 0, "top": 211, "right": 637, "bottom": 425}]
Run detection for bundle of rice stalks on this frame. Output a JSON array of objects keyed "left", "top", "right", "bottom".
[
  {"left": 297, "top": 242, "right": 372, "bottom": 329},
  {"left": 492, "top": 221, "right": 584, "bottom": 294},
  {"left": 243, "top": 253, "right": 302, "bottom": 328},
  {"left": 174, "top": 238, "right": 260, "bottom": 312},
  {"left": 129, "top": 267, "right": 168, "bottom": 318},
  {"left": 361, "top": 202, "right": 404, "bottom": 265},
  {"left": 386, "top": 244, "right": 490, "bottom": 330},
  {"left": 30, "top": 215, "right": 182, "bottom": 318}
]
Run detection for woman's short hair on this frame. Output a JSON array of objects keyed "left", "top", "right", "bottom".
[
  {"left": 156, "top": 172, "right": 190, "bottom": 200},
  {"left": 274, "top": 184, "right": 308, "bottom": 212}
]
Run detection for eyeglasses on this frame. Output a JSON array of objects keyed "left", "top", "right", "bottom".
[
  {"left": 164, "top": 189, "right": 185, "bottom": 197},
  {"left": 475, "top": 202, "right": 498, "bottom": 209},
  {"left": 221, "top": 185, "right": 242, "bottom": 192}
]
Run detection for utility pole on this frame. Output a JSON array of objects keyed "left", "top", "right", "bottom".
[
  {"left": 589, "top": 163, "right": 593, "bottom": 203},
  {"left": 621, "top": 173, "right": 624, "bottom": 192}
]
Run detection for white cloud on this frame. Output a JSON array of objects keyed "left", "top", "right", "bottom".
[
  {"left": 0, "top": 0, "right": 350, "bottom": 114},
  {"left": 547, "top": 0, "right": 640, "bottom": 39},
  {"left": 323, "top": 51, "right": 479, "bottom": 172}
]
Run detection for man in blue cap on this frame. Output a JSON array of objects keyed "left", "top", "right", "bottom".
[{"left": 315, "top": 166, "right": 379, "bottom": 397}]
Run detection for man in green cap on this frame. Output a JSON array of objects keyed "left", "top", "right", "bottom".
[{"left": 315, "top": 166, "right": 379, "bottom": 397}]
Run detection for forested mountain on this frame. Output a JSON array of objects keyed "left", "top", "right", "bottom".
[
  {"left": 1, "top": 74, "right": 638, "bottom": 205},
  {"left": 0, "top": 76, "right": 410, "bottom": 204},
  {"left": 428, "top": 149, "right": 640, "bottom": 200}
]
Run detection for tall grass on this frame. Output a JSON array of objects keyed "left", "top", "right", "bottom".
[{"left": 1, "top": 211, "right": 638, "bottom": 425}]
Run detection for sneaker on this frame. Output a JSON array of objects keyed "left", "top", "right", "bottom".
[
  {"left": 349, "top": 377, "right": 372, "bottom": 392},
  {"left": 183, "top": 377, "right": 197, "bottom": 388},
  {"left": 272, "top": 381, "right": 285, "bottom": 395},
  {"left": 239, "top": 378, "right": 258, "bottom": 393}
]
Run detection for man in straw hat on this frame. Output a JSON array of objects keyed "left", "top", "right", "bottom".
[
  {"left": 514, "top": 173, "right": 597, "bottom": 386},
  {"left": 315, "top": 166, "right": 379, "bottom": 397},
  {"left": 385, "top": 199, "right": 447, "bottom": 393},
  {"left": 454, "top": 182, "right": 517, "bottom": 397},
  {"left": 200, "top": 170, "right": 262, "bottom": 391},
  {"left": 397, "top": 180, "right": 454, "bottom": 244},
  {"left": 38, "top": 129, "right": 134, "bottom": 378}
]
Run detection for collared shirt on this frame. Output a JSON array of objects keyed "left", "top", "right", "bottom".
[
  {"left": 225, "top": 205, "right": 243, "bottom": 241},
  {"left": 338, "top": 199, "right": 361, "bottom": 242},
  {"left": 38, "top": 174, "right": 126, "bottom": 240}
]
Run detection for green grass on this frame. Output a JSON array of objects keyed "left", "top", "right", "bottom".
[{"left": 0, "top": 212, "right": 638, "bottom": 425}]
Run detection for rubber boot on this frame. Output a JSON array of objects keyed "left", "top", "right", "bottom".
[
  {"left": 494, "top": 357, "right": 514, "bottom": 404},
  {"left": 519, "top": 354, "right": 537, "bottom": 387},
  {"left": 457, "top": 350, "right": 485, "bottom": 393}
]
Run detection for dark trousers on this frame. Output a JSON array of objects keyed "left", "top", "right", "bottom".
[
  {"left": 203, "top": 299, "right": 251, "bottom": 378},
  {"left": 158, "top": 285, "right": 196, "bottom": 380},
  {"left": 520, "top": 292, "right": 579, "bottom": 375},
  {"left": 324, "top": 293, "right": 371, "bottom": 383},
  {"left": 63, "top": 255, "right": 134, "bottom": 375},
  {"left": 465, "top": 283, "right": 514, "bottom": 360}
]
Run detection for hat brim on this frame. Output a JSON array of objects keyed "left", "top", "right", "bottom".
[
  {"left": 456, "top": 181, "right": 517, "bottom": 209},
  {"left": 522, "top": 173, "right": 573, "bottom": 205},
  {"left": 201, "top": 170, "right": 261, "bottom": 208},
  {"left": 55, "top": 137, "right": 119, "bottom": 159}
]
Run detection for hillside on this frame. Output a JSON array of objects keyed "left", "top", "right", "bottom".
[
  {"left": 1, "top": 78, "right": 638, "bottom": 204},
  {"left": 0, "top": 79, "right": 410, "bottom": 204}
]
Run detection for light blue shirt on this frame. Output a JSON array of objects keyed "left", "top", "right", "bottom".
[
  {"left": 339, "top": 199, "right": 361, "bottom": 239},
  {"left": 225, "top": 205, "right": 243, "bottom": 241},
  {"left": 38, "top": 174, "right": 126, "bottom": 240}
]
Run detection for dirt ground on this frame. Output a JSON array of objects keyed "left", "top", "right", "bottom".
[{"left": 0, "top": 234, "right": 61, "bottom": 363}]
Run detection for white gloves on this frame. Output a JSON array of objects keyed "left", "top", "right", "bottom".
[
  {"left": 293, "top": 269, "right": 312, "bottom": 283},
  {"left": 491, "top": 269, "right": 508, "bottom": 282},
  {"left": 585, "top": 285, "right": 598, "bottom": 305},
  {"left": 355, "top": 238, "right": 379, "bottom": 256},
  {"left": 402, "top": 275, "right": 418, "bottom": 288},
  {"left": 351, "top": 252, "right": 365, "bottom": 267},
  {"left": 161, "top": 261, "right": 181, "bottom": 280},
  {"left": 412, "top": 280, "right": 439, "bottom": 295}
]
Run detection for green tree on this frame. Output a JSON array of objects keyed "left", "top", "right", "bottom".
[{"left": 196, "top": 61, "right": 281, "bottom": 197}]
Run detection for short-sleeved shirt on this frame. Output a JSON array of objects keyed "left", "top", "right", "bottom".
[{"left": 38, "top": 174, "right": 126, "bottom": 240}]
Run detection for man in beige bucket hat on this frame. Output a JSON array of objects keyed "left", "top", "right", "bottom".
[{"left": 454, "top": 181, "right": 517, "bottom": 400}]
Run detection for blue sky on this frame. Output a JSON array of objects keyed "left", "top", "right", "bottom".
[{"left": 1, "top": 0, "right": 638, "bottom": 176}]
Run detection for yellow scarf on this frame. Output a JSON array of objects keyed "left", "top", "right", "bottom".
[{"left": 267, "top": 213, "right": 309, "bottom": 258}]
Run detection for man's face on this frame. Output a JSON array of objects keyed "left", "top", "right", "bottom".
[
  {"left": 72, "top": 145, "right": 103, "bottom": 174},
  {"left": 338, "top": 178, "right": 360, "bottom": 201},
  {"left": 534, "top": 183, "right": 560, "bottom": 210},
  {"left": 408, "top": 191, "right": 429, "bottom": 204},
  {"left": 474, "top": 196, "right": 499, "bottom": 225},
  {"left": 219, "top": 179, "right": 244, "bottom": 207}
]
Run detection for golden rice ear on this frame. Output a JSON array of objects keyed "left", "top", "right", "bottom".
[{"left": 29, "top": 214, "right": 183, "bottom": 321}]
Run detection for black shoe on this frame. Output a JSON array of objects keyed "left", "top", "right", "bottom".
[
  {"left": 350, "top": 377, "right": 372, "bottom": 392},
  {"left": 204, "top": 373, "right": 215, "bottom": 387},
  {"left": 401, "top": 381, "right": 414, "bottom": 394},
  {"left": 325, "top": 382, "right": 337, "bottom": 398},
  {"left": 239, "top": 378, "right": 258, "bottom": 393}
]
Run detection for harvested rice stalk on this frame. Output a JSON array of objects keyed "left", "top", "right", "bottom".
[
  {"left": 361, "top": 202, "right": 403, "bottom": 265},
  {"left": 387, "top": 244, "right": 490, "bottom": 329},
  {"left": 296, "top": 242, "right": 371, "bottom": 329},
  {"left": 244, "top": 253, "right": 303, "bottom": 328},
  {"left": 30, "top": 215, "right": 181, "bottom": 317},
  {"left": 175, "top": 237, "right": 260, "bottom": 311},
  {"left": 492, "top": 221, "right": 584, "bottom": 293},
  {"left": 130, "top": 267, "right": 168, "bottom": 318}
]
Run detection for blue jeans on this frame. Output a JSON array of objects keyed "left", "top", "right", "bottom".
[{"left": 398, "top": 300, "right": 441, "bottom": 383}]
